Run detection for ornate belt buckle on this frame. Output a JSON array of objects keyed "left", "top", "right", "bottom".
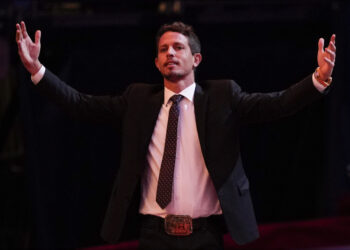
[{"left": 164, "top": 215, "right": 193, "bottom": 236}]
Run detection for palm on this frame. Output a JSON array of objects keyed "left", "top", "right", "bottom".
[
  {"left": 19, "top": 36, "right": 40, "bottom": 64},
  {"left": 317, "top": 51, "right": 331, "bottom": 78}
]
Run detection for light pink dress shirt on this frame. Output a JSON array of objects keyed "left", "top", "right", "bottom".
[{"left": 139, "top": 83, "right": 223, "bottom": 218}]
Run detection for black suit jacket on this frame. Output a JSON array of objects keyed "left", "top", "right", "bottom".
[{"left": 36, "top": 69, "right": 323, "bottom": 245}]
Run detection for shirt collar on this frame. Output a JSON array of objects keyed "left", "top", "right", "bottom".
[{"left": 164, "top": 82, "right": 196, "bottom": 105}]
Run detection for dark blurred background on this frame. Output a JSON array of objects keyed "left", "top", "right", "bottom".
[{"left": 1, "top": 0, "right": 350, "bottom": 249}]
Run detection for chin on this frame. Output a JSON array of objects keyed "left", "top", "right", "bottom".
[
  {"left": 163, "top": 72, "right": 184, "bottom": 82},
  {"left": 166, "top": 75, "right": 184, "bottom": 82}
]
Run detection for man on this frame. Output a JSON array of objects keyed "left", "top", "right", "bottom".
[{"left": 16, "top": 21, "right": 336, "bottom": 250}]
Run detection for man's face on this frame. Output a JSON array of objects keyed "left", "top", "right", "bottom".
[{"left": 155, "top": 31, "right": 201, "bottom": 82}]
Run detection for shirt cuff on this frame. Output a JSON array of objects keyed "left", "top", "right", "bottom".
[
  {"left": 312, "top": 73, "right": 327, "bottom": 93},
  {"left": 31, "top": 65, "right": 46, "bottom": 85}
]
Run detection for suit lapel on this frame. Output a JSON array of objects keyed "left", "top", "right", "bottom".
[
  {"left": 140, "top": 87, "right": 164, "bottom": 155},
  {"left": 194, "top": 84, "right": 208, "bottom": 159}
]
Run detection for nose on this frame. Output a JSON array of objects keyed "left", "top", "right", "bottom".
[{"left": 167, "top": 46, "right": 176, "bottom": 56}]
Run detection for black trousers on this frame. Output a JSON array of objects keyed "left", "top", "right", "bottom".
[{"left": 139, "top": 215, "right": 225, "bottom": 250}]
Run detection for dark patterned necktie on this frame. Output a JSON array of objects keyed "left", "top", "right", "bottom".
[{"left": 156, "top": 94, "right": 183, "bottom": 209}]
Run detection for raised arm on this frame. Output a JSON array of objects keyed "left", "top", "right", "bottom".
[
  {"left": 16, "top": 21, "right": 42, "bottom": 76},
  {"left": 15, "top": 21, "right": 129, "bottom": 125},
  {"left": 235, "top": 34, "right": 337, "bottom": 124}
]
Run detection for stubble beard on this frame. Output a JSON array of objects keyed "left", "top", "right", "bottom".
[
  {"left": 162, "top": 66, "right": 193, "bottom": 83},
  {"left": 163, "top": 71, "right": 184, "bottom": 82}
]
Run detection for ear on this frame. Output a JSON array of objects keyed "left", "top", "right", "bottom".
[
  {"left": 155, "top": 57, "right": 160, "bottom": 70},
  {"left": 193, "top": 53, "right": 202, "bottom": 68}
]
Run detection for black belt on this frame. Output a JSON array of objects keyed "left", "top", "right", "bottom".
[{"left": 141, "top": 214, "right": 223, "bottom": 236}]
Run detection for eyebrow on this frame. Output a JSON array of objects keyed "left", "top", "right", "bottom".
[{"left": 159, "top": 42, "right": 185, "bottom": 48}]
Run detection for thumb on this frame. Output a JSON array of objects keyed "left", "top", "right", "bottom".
[
  {"left": 318, "top": 38, "right": 324, "bottom": 53},
  {"left": 35, "top": 30, "right": 41, "bottom": 45}
]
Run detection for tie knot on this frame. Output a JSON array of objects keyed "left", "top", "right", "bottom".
[{"left": 170, "top": 95, "right": 183, "bottom": 105}]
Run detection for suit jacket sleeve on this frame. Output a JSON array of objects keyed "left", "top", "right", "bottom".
[
  {"left": 230, "top": 74, "right": 325, "bottom": 124},
  {"left": 35, "top": 68, "right": 130, "bottom": 125}
]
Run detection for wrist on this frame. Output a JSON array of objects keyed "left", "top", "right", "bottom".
[
  {"left": 27, "top": 60, "right": 42, "bottom": 75},
  {"left": 314, "top": 67, "right": 332, "bottom": 87}
]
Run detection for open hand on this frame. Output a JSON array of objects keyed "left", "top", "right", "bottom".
[
  {"left": 317, "top": 34, "right": 336, "bottom": 81},
  {"left": 16, "top": 21, "right": 42, "bottom": 75}
]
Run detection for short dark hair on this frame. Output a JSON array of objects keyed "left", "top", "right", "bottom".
[{"left": 155, "top": 21, "right": 201, "bottom": 55}]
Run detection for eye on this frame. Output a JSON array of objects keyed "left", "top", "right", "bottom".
[
  {"left": 159, "top": 47, "right": 167, "bottom": 53},
  {"left": 176, "top": 45, "right": 184, "bottom": 50}
]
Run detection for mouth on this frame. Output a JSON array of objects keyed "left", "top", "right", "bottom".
[{"left": 165, "top": 61, "right": 179, "bottom": 67}]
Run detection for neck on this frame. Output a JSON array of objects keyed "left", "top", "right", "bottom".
[{"left": 163, "top": 76, "right": 194, "bottom": 93}]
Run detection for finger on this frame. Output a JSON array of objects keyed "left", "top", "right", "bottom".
[
  {"left": 16, "top": 23, "right": 22, "bottom": 41},
  {"left": 35, "top": 30, "right": 41, "bottom": 45},
  {"left": 21, "top": 21, "right": 29, "bottom": 39},
  {"left": 324, "top": 57, "right": 335, "bottom": 67},
  {"left": 16, "top": 30, "right": 22, "bottom": 43},
  {"left": 318, "top": 38, "right": 324, "bottom": 53},
  {"left": 331, "top": 34, "right": 336, "bottom": 45},
  {"left": 325, "top": 48, "right": 336, "bottom": 61},
  {"left": 328, "top": 41, "right": 336, "bottom": 52},
  {"left": 16, "top": 23, "right": 21, "bottom": 32},
  {"left": 17, "top": 42, "right": 24, "bottom": 56}
]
